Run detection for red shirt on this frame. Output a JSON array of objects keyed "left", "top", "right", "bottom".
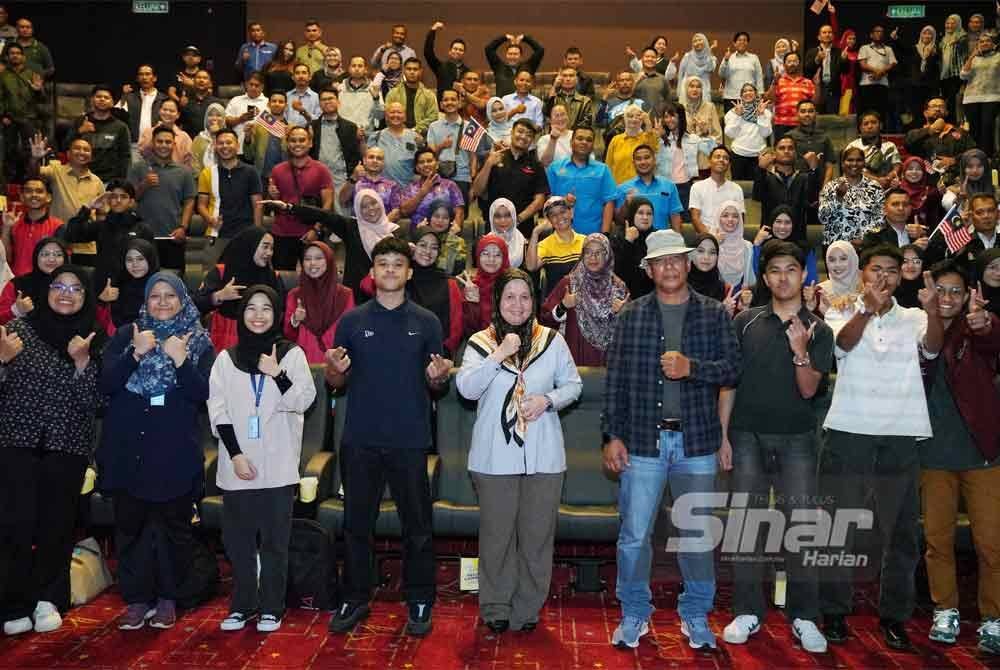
[
  {"left": 269, "top": 158, "right": 334, "bottom": 237},
  {"left": 773, "top": 75, "right": 816, "bottom": 127},
  {"left": 10, "top": 213, "right": 64, "bottom": 276}
]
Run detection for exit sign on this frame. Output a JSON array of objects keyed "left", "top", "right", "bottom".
[
  {"left": 887, "top": 5, "right": 925, "bottom": 19},
  {"left": 132, "top": 0, "right": 169, "bottom": 14}
]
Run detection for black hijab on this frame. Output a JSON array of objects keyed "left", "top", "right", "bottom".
[
  {"left": 767, "top": 205, "right": 810, "bottom": 254},
  {"left": 218, "top": 228, "right": 282, "bottom": 319},
  {"left": 408, "top": 227, "right": 451, "bottom": 342},
  {"left": 976, "top": 248, "right": 1000, "bottom": 317},
  {"left": 27, "top": 264, "right": 98, "bottom": 362},
  {"left": 12, "top": 236, "right": 69, "bottom": 307},
  {"left": 111, "top": 238, "right": 160, "bottom": 327},
  {"left": 894, "top": 244, "right": 924, "bottom": 309},
  {"left": 686, "top": 233, "right": 726, "bottom": 301},
  {"left": 228, "top": 285, "right": 295, "bottom": 374}
]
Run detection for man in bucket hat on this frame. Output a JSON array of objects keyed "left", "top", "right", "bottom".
[{"left": 602, "top": 228, "right": 742, "bottom": 650}]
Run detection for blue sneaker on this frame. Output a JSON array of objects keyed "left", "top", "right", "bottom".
[
  {"left": 979, "top": 618, "right": 1000, "bottom": 654},
  {"left": 611, "top": 616, "right": 649, "bottom": 648},
  {"left": 681, "top": 616, "right": 717, "bottom": 649}
]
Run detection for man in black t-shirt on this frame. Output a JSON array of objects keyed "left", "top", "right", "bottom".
[{"left": 325, "top": 236, "right": 451, "bottom": 639}]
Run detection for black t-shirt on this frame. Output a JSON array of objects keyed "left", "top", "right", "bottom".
[
  {"left": 334, "top": 299, "right": 444, "bottom": 449},
  {"left": 199, "top": 162, "right": 263, "bottom": 239},
  {"left": 730, "top": 305, "right": 834, "bottom": 434},
  {"left": 486, "top": 149, "right": 549, "bottom": 219}
]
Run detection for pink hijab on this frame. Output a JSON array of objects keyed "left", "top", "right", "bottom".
[{"left": 353, "top": 188, "right": 399, "bottom": 259}]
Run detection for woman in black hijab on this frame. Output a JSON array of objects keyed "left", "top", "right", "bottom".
[
  {"left": 409, "top": 226, "right": 463, "bottom": 356},
  {"left": 0, "top": 265, "right": 101, "bottom": 635},
  {"left": 1, "top": 237, "right": 69, "bottom": 324},
  {"left": 195, "top": 228, "right": 284, "bottom": 352},
  {"left": 106, "top": 239, "right": 160, "bottom": 331}
]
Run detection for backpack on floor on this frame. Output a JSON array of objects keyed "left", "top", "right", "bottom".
[
  {"left": 176, "top": 529, "right": 220, "bottom": 610},
  {"left": 286, "top": 518, "right": 339, "bottom": 611}
]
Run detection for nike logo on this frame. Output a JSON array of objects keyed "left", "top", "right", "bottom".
[
  {"left": 363, "top": 330, "right": 374, "bottom": 338},
  {"left": 408, "top": 331, "right": 419, "bottom": 336}
]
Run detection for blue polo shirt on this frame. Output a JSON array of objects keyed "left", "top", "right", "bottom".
[
  {"left": 614, "top": 175, "right": 683, "bottom": 231},
  {"left": 334, "top": 298, "right": 443, "bottom": 449},
  {"left": 236, "top": 41, "right": 277, "bottom": 81},
  {"left": 546, "top": 156, "right": 618, "bottom": 235}
]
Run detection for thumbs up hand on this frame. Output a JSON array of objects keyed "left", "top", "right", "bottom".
[
  {"left": 132, "top": 323, "right": 156, "bottom": 358},
  {"left": 14, "top": 291, "right": 33, "bottom": 316},
  {"left": 0, "top": 325, "right": 24, "bottom": 364},
  {"left": 68, "top": 331, "right": 96, "bottom": 369},
  {"left": 292, "top": 299, "right": 307, "bottom": 327},
  {"left": 163, "top": 332, "right": 192, "bottom": 367},
  {"left": 258, "top": 343, "right": 281, "bottom": 377},
  {"left": 99, "top": 278, "right": 119, "bottom": 303}
]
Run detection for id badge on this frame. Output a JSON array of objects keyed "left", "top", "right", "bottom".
[
  {"left": 150, "top": 394, "right": 165, "bottom": 407},
  {"left": 248, "top": 415, "right": 261, "bottom": 440}
]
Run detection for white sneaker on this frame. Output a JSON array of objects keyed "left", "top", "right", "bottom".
[
  {"left": 33, "top": 601, "right": 62, "bottom": 633},
  {"left": 793, "top": 618, "right": 828, "bottom": 653},
  {"left": 257, "top": 614, "right": 282, "bottom": 632},
  {"left": 723, "top": 614, "right": 760, "bottom": 644},
  {"left": 3, "top": 617, "right": 32, "bottom": 636},
  {"left": 220, "top": 611, "right": 256, "bottom": 631}
]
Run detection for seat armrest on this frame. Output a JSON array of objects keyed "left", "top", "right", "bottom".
[
  {"left": 427, "top": 454, "right": 441, "bottom": 502},
  {"left": 203, "top": 447, "right": 219, "bottom": 496},
  {"left": 305, "top": 450, "right": 337, "bottom": 503}
]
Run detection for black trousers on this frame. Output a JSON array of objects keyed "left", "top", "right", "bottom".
[
  {"left": 222, "top": 485, "right": 295, "bottom": 617},
  {"left": 940, "top": 77, "right": 963, "bottom": 122},
  {"left": 0, "top": 447, "right": 87, "bottom": 621},
  {"left": 114, "top": 491, "right": 196, "bottom": 605},
  {"left": 730, "top": 154, "right": 759, "bottom": 182},
  {"left": 964, "top": 102, "right": 1000, "bottom": 159},
  {"left": 340, "top": 444, "right": 435, "bottom": 605},
  {"left": 272, "top": 235, "right": 303, "bottom": 272},
  {"left": 819, "top": 430, "right": 920, "bottom": 622}
]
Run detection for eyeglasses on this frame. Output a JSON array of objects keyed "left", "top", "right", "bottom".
[
  {"left": 901, "top": 258, "right": 923, "bottom": 266},
  {"left": 38, "top": 251, "right": 64, "bottom": 259},
  {"left": 415, "top": 242, "right": 440, "bottom": 252},
  {"left": 582, "top": 250, "right": 606, "bottom": 259},
  {"left": 49, "top": 283, "right": 84, "bottom": 295},
  {"left": 934, "top": 285, "right": 965, "bottom": 297}
]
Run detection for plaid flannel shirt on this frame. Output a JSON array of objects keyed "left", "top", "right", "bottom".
[{"left": 602, "top": 290, "right": 741, "bottom": 458}]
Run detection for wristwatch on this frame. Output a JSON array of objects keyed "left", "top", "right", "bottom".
[
  {"left": 792, "top": 353, "right": 811, "bottom": 367},
  {"left": 857, "top": 302, "right": 869, "bottom": 316}
]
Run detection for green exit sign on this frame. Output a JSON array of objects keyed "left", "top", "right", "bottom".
[
  {"left": 887, "top": 5, "right": 925, "bottom": 19},
  {"left": 132, "top": 0, "right": 169, "bottom": 14}
]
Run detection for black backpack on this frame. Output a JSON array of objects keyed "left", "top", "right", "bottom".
[
  {"left": 286, "top": 518, "right": 339, "bottom": 611},
  {"left": 176, "top": 529, "right": 220, "bottom": 610}
]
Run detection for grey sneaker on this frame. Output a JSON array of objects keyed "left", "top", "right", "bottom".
[
  {"left": 979, "top": 618, "right": 1000, "bottom": 654},
  {"left": 149, "top": 599, "right": 176, "bottom": 629},
  {"left": 792, "top": 618, "right": 828, "bottom": 653},
  {"left": 930, "top": 608, "right": 959, "bottom": 644},
  {"left": 118, "top": 604, "right": 155, "bottom": 630},
  {"left": 723, "top": 614, "right": 760, "bottom": 644},
  {"left": 611, "top": 616, "right": 649, "bottom": 648},
  {"left": 681, "top": 616, "right": 717, "bottom": 649}
]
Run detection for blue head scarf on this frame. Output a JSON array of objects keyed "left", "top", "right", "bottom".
[{"left": 125, "top": 271, "right": 213, "bottom": 398}]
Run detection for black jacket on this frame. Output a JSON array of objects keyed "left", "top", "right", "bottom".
[
  {"left": 308, "top": 116, "right": 362, "bottom": 176},
  {"left": 424, "top": 30, "right": 470, "bottom": 101},
  {"left": 804, "top": 45, "right": 842, "bottom": 96},
  {"left": 66, "top": 114, "right": 131, "bottom": 182},
  {"left": 752, "top": 167, "right": 822, "bottom": 230},
  {"left": 861, "top": 221, "right": 907, "bottom": 250},
  {"left": 485, "top": 34, "right": 544, "bottom": 98},
  {"left": 121, "top": 88, "right": 168, "bottom": 142},
  {"left": 61, "top": 207, "right": 154, "bottom": 290}
]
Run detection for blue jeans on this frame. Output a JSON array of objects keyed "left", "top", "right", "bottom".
[{"left": 616, "top": 431, "right": 718, "bottom": 621}]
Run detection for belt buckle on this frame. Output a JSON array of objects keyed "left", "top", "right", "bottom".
[{"left": 658, "top": 418, "right": 682, "bottom": 432}]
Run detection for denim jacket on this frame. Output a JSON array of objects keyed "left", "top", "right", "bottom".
[{"left": 655, "top": 132, "right": 716, "bottom": 183}]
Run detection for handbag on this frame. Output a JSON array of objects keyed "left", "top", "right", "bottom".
[
  {"left": 437, "top": 120, "right": 464, "bottom": 178},
  {"left": 291, "top": 164, "right": 322, "bottom": 208},
  {"left": 70, "top": 537, "right": 114, "bottom": 605}
]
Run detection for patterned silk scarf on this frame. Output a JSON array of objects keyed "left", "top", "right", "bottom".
[{"left": 467, "top": 323, "right": 557, "bottom": 447}]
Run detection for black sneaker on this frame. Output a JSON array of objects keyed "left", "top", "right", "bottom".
[
  {"left": 405, "top": 601, "right": 433, "bottom": 636},
  {"left": 328, "top": 601, "right": 370, "bottom": 634}
]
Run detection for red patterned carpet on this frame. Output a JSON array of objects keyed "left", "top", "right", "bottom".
[{"left": 2, "top": 555, "right": 1000, "bottom": 670}]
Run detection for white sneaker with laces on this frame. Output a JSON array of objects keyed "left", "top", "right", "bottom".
[
  {"left": 793, "top": 618, "right": 828, "bottom": 653},
  {"left": 33, "top": 601, "right": 62, "bottom": 633},
  {"left": 257, "top": 614, "right": 282, "bottom": 632},
  {"left": 723, "top": 614, "right": 760, "bottom": 644}
]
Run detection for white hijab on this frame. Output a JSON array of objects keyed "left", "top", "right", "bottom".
[
  {"left": 353, "top": 188, "right": 399, "bottom": 259},
  {"left": 488, "top": 197, "right": 525, "bottom": 268},
  {"left": 715, "top": 201, "right": 747, "bottom": 286}
]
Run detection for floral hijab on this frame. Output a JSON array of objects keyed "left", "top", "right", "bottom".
[{"left": 568, "top": 234, "right": 628, "bottom": 351}]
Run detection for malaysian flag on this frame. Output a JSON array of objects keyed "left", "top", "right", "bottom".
[
  {"left": 459, "top": 117, "right": 489, "bottom": 153},
  {"left": 930, "top": 203, "right": 973, "bottom": 254},
  {"left": 255, "top": 111, "right": 287, "bottom": 139}
]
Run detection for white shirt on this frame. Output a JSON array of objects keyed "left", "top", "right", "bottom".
[
  {"left": 224, "top": 93, "right": 269, "bottom": 149},
  {"left": 689, "top": 177, "right": 745, "bottom": 235},
  {"left": 858, "top": 43, "right": 897, "bottom": 87},
  {"left": 138, "top": 89, "right": 159, "bottom": 138},
  {"left": 208, "top": 347, "right": 317, "bottom": 491},
  {"left": 823, "top": 298, "right": 935, "bottom": 437},
  {"left": 723, "top": 108, "right": 773, "bottom": 158},
  {"left": 456, "top": 332, "right": 582, "bottom": 475}
]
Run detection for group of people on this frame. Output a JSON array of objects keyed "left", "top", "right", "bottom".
[{"left": 0, "top": 5, "right": 1000, "bottom": 664}]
